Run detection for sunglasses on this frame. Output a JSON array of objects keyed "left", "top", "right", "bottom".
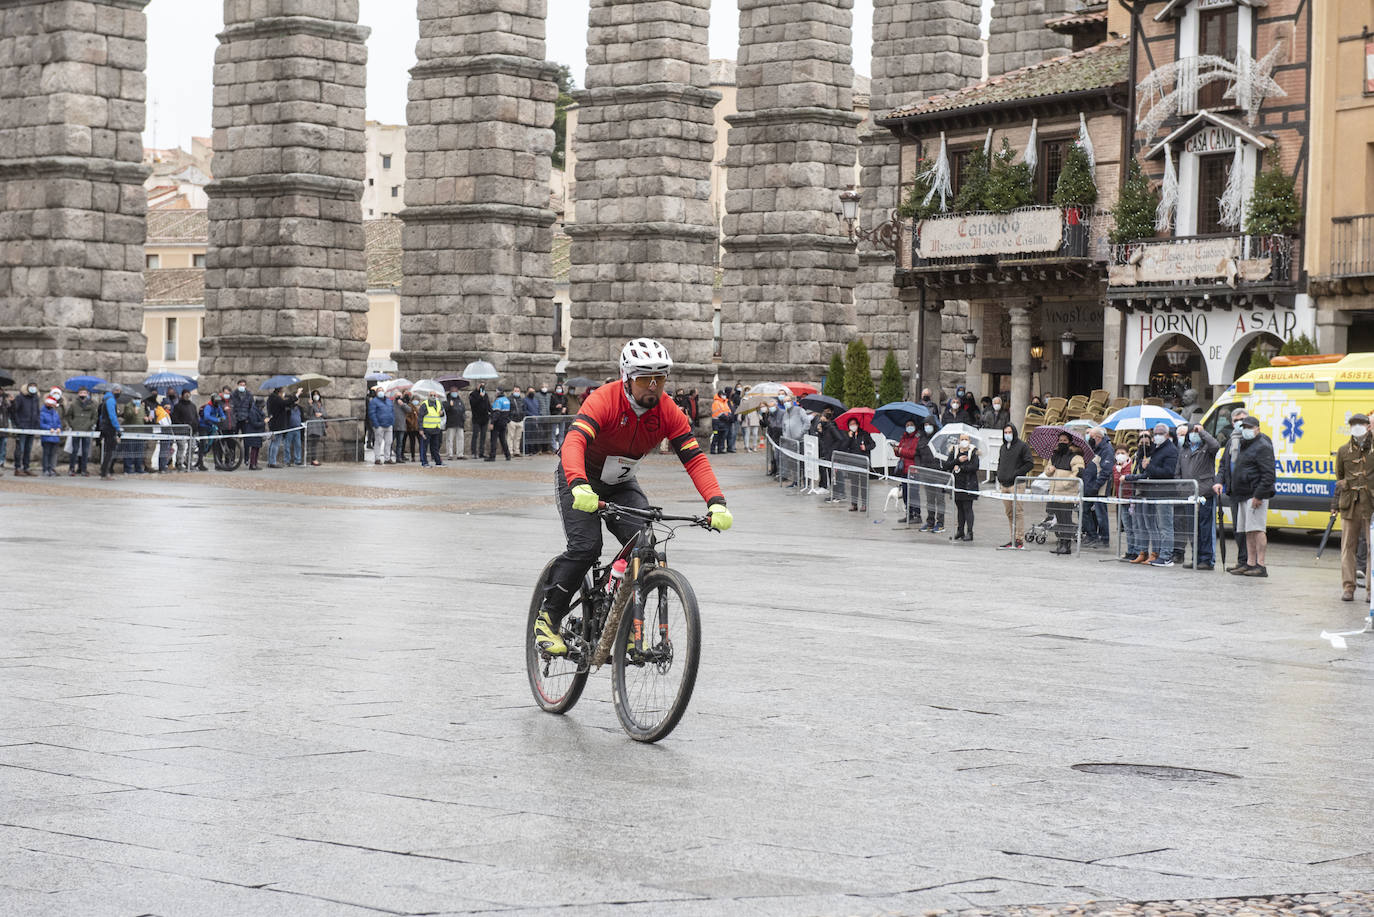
[{"left": 632, "top": 374, "right": 667, "bottom": 388}]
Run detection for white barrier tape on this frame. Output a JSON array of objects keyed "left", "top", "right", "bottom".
[
  {"left": 0, "top": 421, "right": 351, "bottom": 443},
  {"left": 766, "top": 434, "right": 1205, "bottom": 506}
]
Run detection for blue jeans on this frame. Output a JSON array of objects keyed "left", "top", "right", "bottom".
[
  {"left": 15, "top": 433, "right": 33, "bottom": 471},
  {"left": 288, "top": 430, "right": 303, "bottom": 465},
  {"left": 1150, "top": 500, "right": 1173, "bottom": 554},
  {"left": 1196, "top": 493, "right": 1216, "bottom": 566},
  {"left": 1086, "top": 492, "right": 1108, "bottom": 542},
  {"left": 68, "top": 437, "right": 91, "bottom": 473},
  {"left": 0, "top": 434, "right": 7, "bottom": 466},
  {"left": 725, "top": 420, "right": 738, "bottom": 451},
  {"left": 267, "top": 433, "right": 285, "bottom": 466}
]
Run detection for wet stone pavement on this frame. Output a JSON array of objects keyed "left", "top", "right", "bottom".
[{"left": 0, "top": 451, "right": 1371, "bottom": 916}]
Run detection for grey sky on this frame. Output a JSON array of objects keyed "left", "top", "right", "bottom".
[{"left": 144, "top": 0, "right": 883, "bottom": 151}]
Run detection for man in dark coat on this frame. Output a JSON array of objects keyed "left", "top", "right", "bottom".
[
  {"left": 996, "top": 422, "right": 1034, "bottom": 548},
  {"left": 11, "top": 381, "right": 41, "bottom": 476},
  {"left": 229, "top": 379, "right": 254, "bottom": 441},
  {"left": 914, "top": 416, "right": 946, "bottom": 533},
  {"left": 1228, "top": 415, "right": 1276, "bottom": 578},
  {"left": 1082, "top": 427, "right": 1116, "bottom": 547},
  {"left": 266, "top": 387, "right": 298, "bottom": 468},
  {"left": 468, "top": 383, "right": 490, "bottom": 458},
  {"left": 1213, "top": 406, "right": 1251, "bottom": 568}
]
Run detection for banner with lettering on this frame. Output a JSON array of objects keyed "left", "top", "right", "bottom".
[{"left": 917, "top": 208, "right": 1063, "bottom": 259}]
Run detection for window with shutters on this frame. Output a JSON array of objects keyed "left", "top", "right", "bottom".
[{"left": 1197, "top": 6, "right": 1238, "bottom": 109}]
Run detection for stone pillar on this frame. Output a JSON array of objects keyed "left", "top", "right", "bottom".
[
  {"left": 395, "top": 0, "right": 559, "bottom": 383},
  {"left": 0, "top": 0, "right": 150, "bottom": 382},
  {"left": 987, "top": 0, "right": 1075, "bottom": 78},
  {"left": 1102, "top": 305, "right": 1124, "bottom": 398},
  {"left": 964, "top": 300, "right": 984, "bottom": 395},
  {"left": 719, "top": 0, "right": 862, "bottom": 383},
  {"left": 200, "top": 1, "right": 371, "bottom": 402},
  {"left": 566, "top": 0, "right": 719, "bottom": 388},
  {"left": 1315, "top": 304, "right": 1351, "bottom": 355},
  {"left": 859, "top": 0, "right": 981, "bottom": 375},
  {"left": 1008, "top": 302, "right": 1034, "bottom": 423}
]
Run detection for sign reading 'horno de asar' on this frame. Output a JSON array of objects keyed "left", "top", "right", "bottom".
[{"left": 917, "top": 209, "right": 1063, "bottom": 259}]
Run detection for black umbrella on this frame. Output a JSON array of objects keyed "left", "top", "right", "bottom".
[
  {"left": 94, "top": 381, "right": 151, "bottom": 401},
  {"left": 0, "top": 368, "right": 13, "bottom": 387},
  {"left": 564, "top": 376, "right": 600, "bottom": 390},
  {"left": 799, "top": 393, "right": 846, "bottom": 415}
]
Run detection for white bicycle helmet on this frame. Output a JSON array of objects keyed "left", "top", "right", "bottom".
[{"left": 619, "top": 338, "right": 673, "bottom": 378}]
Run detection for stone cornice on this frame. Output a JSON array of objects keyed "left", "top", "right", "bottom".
[
  {"left": 400, "top": 202, "right": 555, "bottom": 229},
  {"left": 207, "top": 173, "right": 363, "bottom": 202},
  {"left": 0, "top": 156, "right": 149, "bottom": 183},
  {"left": 0, "top": 0, "right": 146, "bottom": 7},
  {"left": 410, "top": 54, "right": 560, "bottom": 83},
  {"left": 563, "top": 221, "right": 717, "bottom": 244},
  {"left": 723, "top": 232, "right": 858, "bottom": 255},
  {"left": 218, "top": 16, "right": 369, "bottom": 45},
  {"left": 726, "top": 107, "right": 865, "bottom": 129},
  {"left": 573, "top": 83, "right": 722, "bottom": 109}
]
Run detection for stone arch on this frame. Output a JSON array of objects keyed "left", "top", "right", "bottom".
[
  {"left": 1222, "top": 330, "right": 1285, "bottom": 383},
  {"left": 1130, "top": 332, "right": 1201, "bottom": 388}
]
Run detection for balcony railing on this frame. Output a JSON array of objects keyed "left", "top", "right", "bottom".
[
  {"left": 1332, "top": 214, "right": 1374, "bottom": 278},
  {"left": 904, "top": 205, "right": 1102, "bottom": 270},
  {"left": 1107, "top": 233, "right": 1295, "bottom": 292}
]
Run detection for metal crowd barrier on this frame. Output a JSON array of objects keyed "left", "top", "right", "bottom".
[
  {"left": 1013, "top": 474, "right": 1084, "bottom": 555},
  {"left": 779, "top": 436, "right": 803, "bottom": 493},
  {"left": 901, "top": 466, "right": 955, "bottom": 534},
  {"left": 1114, "top": 478, "right": 1200, "bottom": 566},
  {"left": 522, "top": 415, "right": 574, "bottom": 454},
  {"left": 830, "top": 451, "right": 870, "bottom": 512}
]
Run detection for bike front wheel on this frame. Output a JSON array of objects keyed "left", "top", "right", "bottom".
[
  {"left": 526, "top": 559, "right": 588, "bottom": 714},
  {"left": 612, "top": 567, "right": 701, "bottom": 743}
]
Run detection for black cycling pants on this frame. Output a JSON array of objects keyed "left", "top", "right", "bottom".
[{"left": 542, "top": 465, "right": 649, "bottom": 624}]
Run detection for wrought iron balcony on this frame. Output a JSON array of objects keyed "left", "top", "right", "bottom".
[
  {"left": 1105, "top": 233, "right": 1297, "bottom": 310},
  {"left": 1331, "top": 214, "right": 1374, "bottom": 278}
]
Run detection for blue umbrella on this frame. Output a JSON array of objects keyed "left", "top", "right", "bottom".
[
  {"left": 144, "top": 371, "right": 196, "bottom": 392},
  {"left": 260, "top": 374, "right": 301, "bottom": 391},
  {"left": 64, "top": 375, "right": 107, "bottom": 392},
  {"left": 873, "top": 401, "right": 933, "bottom": 439},
  {"left": 364, "top": 371, "right": 392, "bottom": 382},
  {"left": 1102, "top": 404, "right": 1188, "bottom": 431}
]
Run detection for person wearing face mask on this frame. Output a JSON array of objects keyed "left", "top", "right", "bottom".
[
  {"left": 1125, "top": 422, "right": 1180, "bottom": 566},
  {"left": 306, "top": 390, "right": 327, "bottom": 465},
  {"left": 367, "top": 387, "right": 395, "bottom": 465},
  {"left": 894, "top": 418, "right": 925, "bottom": 524},
  {"left": 943, "top": 436, "right": 979, "bottom": 540},
  {"left": 810, "top": 407, "right": 841, "bottom": 496},
  {"left": 230, "top": 379, "right": 254, "bottom": 442},
  {"left": 1080, "top": 427, "right": 1116, "bottom": 548},
  {"left": 1214, "top": 407, "right": 1252, "bottom": 570},
  {"left": 982, "top": 395, "right": 1009, "bottom": 432},
  {"left": 1044, "top": 432, "right": 1087, "bottom": 555},
  {"left": 835, "top": 417, "right": 874, "bottom": 511},
  {"left": 1177, "top": 423, "right": 1220, "bottom": 569},
  {"left": 11, "top": 382, "right": 41, "bottom": 476},
  {"left": 1334, "top": 413, "right": 1374, "bottom": 601},
  {"left": 468, "top": 383, "right": 491, "bottom": 458},
  {"left": 913, "top": 419, "right": 947, "bottom": 532},
  {"left": 1113, "top": 446, "right": 1145, "bottom": 562},
  {"left": 1228, "top": 415, "right": 1275, "bottom": 577},
  {"left": 444, "top": 390, "right": 467, "bottom": 460},
  {"left": 995, "top": 423, "right": 1034, "bottom": 547},
  {"left": 65, "top": 387, "right": 98, "bottom": 476}
]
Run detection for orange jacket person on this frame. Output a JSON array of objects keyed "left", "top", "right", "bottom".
[{"left": 534, "top": 339, "right": 733, "bottom": 656}]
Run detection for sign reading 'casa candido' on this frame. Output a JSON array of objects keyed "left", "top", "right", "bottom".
[{"left": 917, "top": 208, "right": 1063, "bottom": 259}]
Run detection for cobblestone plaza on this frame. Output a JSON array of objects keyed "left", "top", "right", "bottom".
[{"left": 2, "top": 455, "right": 1372, "bottom": 915}]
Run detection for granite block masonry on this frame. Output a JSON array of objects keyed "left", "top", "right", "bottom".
[
  {"left": 0, "top": 0, "right": 152, "bottom": 382},
  {"left": 856, "top": 0, "right": 981, "bottom": 386},
  {"left": 393, "top": 0, "right": 560, "bottom": 384},
  {"left": 199, "top": 0, "right": 372, "bottom": 404},
  {"left": 565, "top": 0, "right": 720, "bottom": 389},
  {"left": 988, "top": 0, "right": 1075, "bottom": 78},
  {"left": 719, "top": 0, "right": 863, "bottom": 383}
]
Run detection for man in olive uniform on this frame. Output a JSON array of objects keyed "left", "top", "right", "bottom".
[{"left": 1335, "top": 412, "right": 1374, "bottom": 602}]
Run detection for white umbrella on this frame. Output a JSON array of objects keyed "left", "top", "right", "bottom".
[
  {"left": 1102, "top": 404, "right": 1188, "bottom": 432},
  {"left": 411, "top": 379, "right": 445, "bottom": 399},
  {"left": 462, "top": 360, "right": 500, "bottom": 381},
  {"left": 379, "top": 378, "right": 413, "bottom": 394},
  {"left": 929, "top": 422, "right": 982, "bottom": 457},
  {"left": 739, "top": 383, "right": 793, "bottom": 414}
]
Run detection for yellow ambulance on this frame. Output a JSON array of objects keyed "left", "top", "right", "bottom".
[{"left": 1200, "top": 353, "right": 1374, "bottom": 533}]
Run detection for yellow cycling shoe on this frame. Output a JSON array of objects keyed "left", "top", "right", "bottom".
[{"left": 533, "top": 611, "right": 567, "bottom": 656}]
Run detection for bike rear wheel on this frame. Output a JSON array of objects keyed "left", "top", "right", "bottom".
[
  {"left": 216, "top": 439, "right": 242, "bottom": 471},
  {"left": 612, "top": 567, "right": 700, "bottom": 743},
  {"left": 526, "top": 559, "right": 588, "bottom": 714}
]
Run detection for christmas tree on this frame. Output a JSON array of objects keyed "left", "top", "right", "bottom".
[
  {"left": 1052, "top": 142, "right": 1098, "bottom": 207},
  {"left": 1244, "top": 163, "right": 1302, "bottom": 235},
  {"left": 823, "top": 352, "right": 846, "bottom": 400},
  {"left": 983, "top": 139, "right": 1035, "bottom": 213},
  {"left": 1109, "top": 160, "right": 1159, "bottom": 244},
  {"left": 878, "top": 352, "right": 905, "bottom": 405}
]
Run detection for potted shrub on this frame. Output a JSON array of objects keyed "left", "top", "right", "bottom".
[{"left": 1052, "top": 143, "right": 1098, "bottom": 256}]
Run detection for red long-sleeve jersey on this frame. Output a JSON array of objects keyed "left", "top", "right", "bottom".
[{"left": 561, "top": 383, "right": 726, "bottom": 506}]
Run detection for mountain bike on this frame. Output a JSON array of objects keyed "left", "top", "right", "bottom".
[{"left": 526, "top": 502, "right": 711, "bottom": 743}]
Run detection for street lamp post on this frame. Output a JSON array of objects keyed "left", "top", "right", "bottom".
[{"left": 837, "top": 189, "right": 900, "bottom": 252}]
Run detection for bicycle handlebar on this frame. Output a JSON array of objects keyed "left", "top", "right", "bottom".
[{"left": 598, "top": 501, "right": 712, "bottom": 528}]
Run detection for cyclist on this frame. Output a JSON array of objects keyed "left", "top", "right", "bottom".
[{"left": 535, "top": 338, "right": 733, "bottom": 656}]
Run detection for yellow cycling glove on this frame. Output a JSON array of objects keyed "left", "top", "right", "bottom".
[
  {"left": 571, "top": 484, "right": 599, "bottom": 513},
  {"left": 708, "top": 504, "right": 733, "bottom": 531}
]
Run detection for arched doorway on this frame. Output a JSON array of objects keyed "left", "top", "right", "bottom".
[
  {"left": 1147, "top": 335, "right": 1204, "bottom": 402},
  {"left": 1231, "top": 333, "right": 1285, "bottom": 381}
]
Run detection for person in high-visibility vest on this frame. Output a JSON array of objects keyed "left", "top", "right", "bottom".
[{"left": 418, "top": 394, "right": 446, "bottom": 467}]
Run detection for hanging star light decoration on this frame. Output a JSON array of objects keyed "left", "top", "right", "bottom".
[{"left": 1224, "top": 43, "right": 1287, "bottom": 126}]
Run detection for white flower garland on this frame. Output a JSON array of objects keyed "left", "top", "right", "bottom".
[{"left": 1156, "top": 143, "right": 1178, "bottom": 233}]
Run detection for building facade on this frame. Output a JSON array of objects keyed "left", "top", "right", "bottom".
[
  {"left": 1306, "top": 0, "right": 1374, "bottom": 353},
  {"left": 1107, "top": 0, "right": 1314, "bottom": 401}
]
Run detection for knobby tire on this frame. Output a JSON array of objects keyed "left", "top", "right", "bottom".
[
  {"left": 611, "top": 567, "right": 701, "bottom": 743},
  {"left": 525, "top": 559, "right": 588, "bottom": 714}
]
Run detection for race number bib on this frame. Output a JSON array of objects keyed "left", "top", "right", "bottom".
[{"left": 600, "top": 455, "right": 641, "bottom": 485}]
